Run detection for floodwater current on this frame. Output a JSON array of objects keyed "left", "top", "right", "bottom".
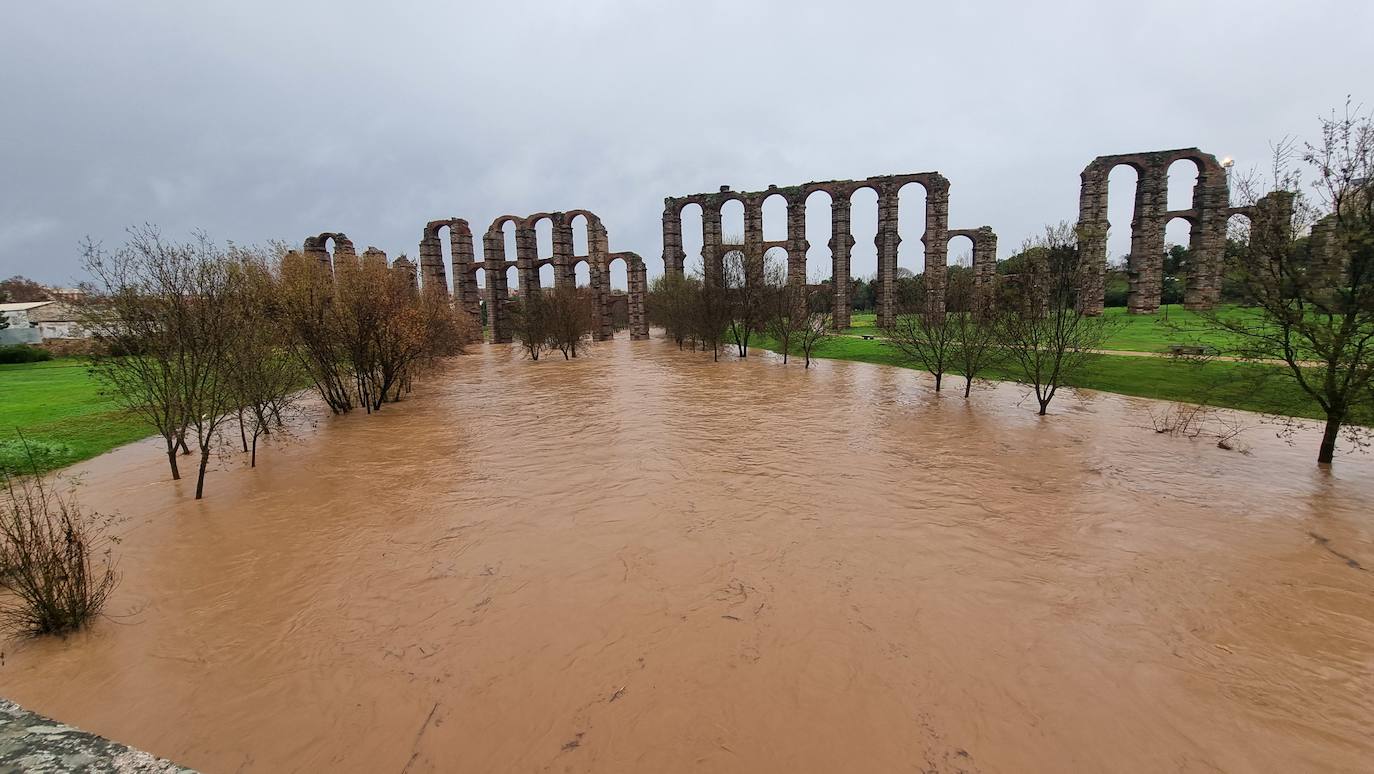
[{"left": 3, "top": 338, "right": 1373, "bottom": 773}]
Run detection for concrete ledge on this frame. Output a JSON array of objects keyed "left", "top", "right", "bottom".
[{"left": 0, "top": 699, "right": 195, "bottom": 773}]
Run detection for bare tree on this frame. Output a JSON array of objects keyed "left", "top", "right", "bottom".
[
  {"left": 881, "top": 276, "right": 958, "bottom": 391},
  {"left": 510, "top": 292, "right": 550, "bottom": 360},
  {"left": 692, "top": 271, "right": 734, "bottom": 362},
  {"left": 947, "top": 272, "right": 1005, "bottom": 397},
  {"left": 723, "top": 250, "right": 784, "bottom": 357},
  {"left": 1205, "top": 104, "right": 1374, "bottom": 464},
  {"left": 80, "top": 226, "right": 244, "bottom": 495},
  {"left": 764, "top": 279, "right": 813, "bottom": 364},
  {"left": 796, "top": 282, "right": 834, "bottom": 369},
  {"left": 647, "top": 272, "right": 699, "bottom": 348},
  {"left": 545, "top": 285, "right": 596, "bottom": 359},
  {"left": 999, "top": 222, "right": 1113, "bottom": 415}
]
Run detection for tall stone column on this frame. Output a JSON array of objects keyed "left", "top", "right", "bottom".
[
  {"left": 417, "top": 224, "right": 449, "bottom": 297},
  {"left": 702, "top": 205, "right": 723, "bottom": 286},
  {"left": 331, "top": 236, "right": 357, "bottom": 268},
  {"left": 971, "top": 227, "right": 999, "bottom": 306},
  {"left": 1077, "top": 164, "right": 1110, "bottom": 316},
  {"left": 391, "top": 255, "right": 417, "bottom": 290},
  {"left": 303, "top": 236, "right": 331, "bottom": 273},
  {"left": 743, "top": 196, "right": 765, "bottom": 287},
  {"left": 875, "top": 184, "right": 901, "bottom": 326},
  {"left": 451, "top": 222, "right": 481, "bottom": 319},
  {"left": 515, "top": 222, "right": 540, "bottom": 299},
  {"left": 552, "top": 214, "right": 576, "bottom": 289},
  {"left": 830, "top": 196, "right": 854, "bottom": 330},
  {"left": 786, "top": 194, "right": 808, "bottom": 285},
  {"left": 662, "top": 202, "right": 686, "bottom": 276},
  {"left": 590, "top": 220, "right": 613, "bottom": 342},
  {"left": 483, "top": 229, "right": 512, "bottom": 344},
  {"left": 923, "top": 177, "right": 950, "bottom": 318},
  {"left": 628, "top": 258, "right": 649, "bottom": 340},
  {"left": 1128, "top": 163, "right": 1168, "bottom": 314},
  {"left": 1184, "top": 164, "right": 1230, "bottom": 310}
]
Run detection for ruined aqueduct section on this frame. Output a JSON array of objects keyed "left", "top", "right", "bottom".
[
  {"left": 660, "top": 174, "right": 999, "bottom": 328},
  {"left": 304, "top": 210, "right": 650, "bottom": 345}
]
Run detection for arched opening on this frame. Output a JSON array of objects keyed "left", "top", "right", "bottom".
[
  {"left": 804, "top": 189, "right": 834, "bottom": 284},
  {"left": 605, "top": 255, "right": 630, "bottom": 335},
  {"left": 1167, "top": 158, "right": 1200, "bottom": 212},
  {"left": 1107, "top": 164, "right": 1140, "bottom": 268},
  {"left": 849, "top": 187, "right": 879, "bottom": 284},
  {"left": 679, "top": 202, "right": 704, "bottom": 275},
  {"left": 474, "top": 266, "right": 487, "bottom": 327},
  {"left": 764, "top": 246, "right": 788, "bottom": 282},
  {"left": 571, "top": 214, "right": 591, "bottom": 257},
  {"left": 536, "top": 218, "right": 554, "bottom": 287},
  {"left": 501, "top": 221, "right": 518, "bottom": 265},
  {"left": 762, "top": 193, "right": 788, "bottom": 242},
  {"left": 1164, "top": 215, "right": 1194, "bottom": 309},
  {"left": 720, "top": 199, "right": 745, "bottom": 245},
  {"left": 948, "top": 234, "right": 974, "bottom": 268},
  {"left": 505, "top": 265, "right": 520, "bottom": 299},
  {"left": 897, "top": 181, "right": 927, "bottom": 277},
  {"left": 574, "top": 259, "right": 590, "bottom": 287}
]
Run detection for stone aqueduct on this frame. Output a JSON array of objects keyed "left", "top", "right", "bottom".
[{"left": 305, "top": 145, "right": 1261, "bottom": 343}]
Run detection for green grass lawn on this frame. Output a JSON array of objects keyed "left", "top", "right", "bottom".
[
  {"left": 844, "top": 305, "right": 1254, "bottom": 354},
  {"left": 0, "top": 360, "right": 150, "bottom": 474},
  {"left": 759, "top": 334, "right": 1354, "bottom": 423}
]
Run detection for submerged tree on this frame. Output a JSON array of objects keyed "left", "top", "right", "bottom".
[
  {"left": 1206, "top": 104, "right": 1374, "bottom": 464},
  {"left": 999, "top": 222, "right": 1113, "bottom": 415},
  {"left": 510, "top": 292, "right": 550, "bottom": 361},
  {"left": 723, "top": 250, "right": 783, "bottom": 357},
  {"left": 545, "top": 285, "right": 596, "bottom": 359},
  {"left": 647, "top": 272, "right": 700, "bottom": 348},
  {"left": 881, "top": 275, "right": 957, "bottom": 391},
  {"left": 947, "top": 272, "right": 1005, "bottom": 397}
]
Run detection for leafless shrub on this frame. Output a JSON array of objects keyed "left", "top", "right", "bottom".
[{"left": 0, "top": 461, "right": 119, "bottom": 637}]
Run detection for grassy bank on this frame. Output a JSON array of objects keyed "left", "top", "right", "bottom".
[
  {"left": 844, "top": 305, "right": 1255, "bottom": 354},
  {"left": 757, "top": 334, "right": 1356, "bottom": 423},
  {"left": 0, "top": 360, "right": 150, "bottom": 474}
]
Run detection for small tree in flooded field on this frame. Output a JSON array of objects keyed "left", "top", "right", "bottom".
[
  {"left": 881, "top": 275, "right": 957, "bottom": 391},
  {"left": 999, "top": 222, "right": 1113, "bottom": 415},
  {"left": 764, "top": 279, "right": 828, "bottom": 365},
  {"left": 545, "top": 285, "right": 596, "bottom": 359},
  {"left": 647, "top": 272, "right": 699, "bottom": 348},
  {"left": 947, "top": 272, "right": 1005, "bottom": 397},
  {"left": 693, "top": 273, "right": 734, "bottom": 361},
  {"left": 0, "top": 461, "right": 119, "bottom": 637},
  {"left": 723, "top": 250, "right": 783, "bottom": 357},
  {"left": 1206, "top": 105, "right": 1374, "bottom": 465},
  {"left": 510, "top": 292, "right": 550, "bottom": 360}
]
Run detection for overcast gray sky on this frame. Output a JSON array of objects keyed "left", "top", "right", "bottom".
[{"left": 2, "top": 0, "right": 1369, "bottom": 289}]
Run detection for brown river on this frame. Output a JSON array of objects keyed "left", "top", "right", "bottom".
[{"left": 3, "top": 338, "right": 1373, "bottom": 773}]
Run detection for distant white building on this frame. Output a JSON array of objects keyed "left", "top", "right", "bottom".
[{"left": 0, "top": 300, "right": 87, "bottom": 340}]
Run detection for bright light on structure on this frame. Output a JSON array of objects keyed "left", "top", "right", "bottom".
[{"left": 1221, "top": 156, "right": 1235, "bottom": 168}]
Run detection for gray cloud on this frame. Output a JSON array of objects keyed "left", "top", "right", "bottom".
[{"left": 2, "top": 0, "right": 1369, "bottom": 286}]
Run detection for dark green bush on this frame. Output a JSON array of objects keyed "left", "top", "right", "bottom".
[{"left": 0, "top": 345, "right": 53, "bottom": 364}]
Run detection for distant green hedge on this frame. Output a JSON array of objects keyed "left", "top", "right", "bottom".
[{"left": 0, "top": 345, "right": 53, "bottom": 364}]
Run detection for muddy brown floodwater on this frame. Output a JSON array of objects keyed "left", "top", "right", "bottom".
[{"left": 3, "top": 338, "right": 1373, "bottom": 773}]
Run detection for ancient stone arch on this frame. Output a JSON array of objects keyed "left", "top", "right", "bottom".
[
  {"left": 302, "top": 232, "right": 356, "bottom": 273},
  {"left": 1077, "top": 148, "right": 1229, "bottom": 314},
  {"left": 662, "top": 173, "right": 953, "bottom": 329},
  {"left": 478, "top": 210, "right": 648, "bottom": 344},
  {"left": 947, "top": 226, "right": 999, "bottom": 304},
  {"left": 420, "top": 218, "right": 479, "bottom": 315}
]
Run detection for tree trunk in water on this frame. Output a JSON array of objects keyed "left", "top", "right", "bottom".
[
  {"left": 963, "top": 378, "right": 973, "bottom": 398},
  {"left": 164, "top": 436, "right": 181, "bottom": 480},
  {"left": 251, "top": 434, "right": 258, "bottom": 468},
  {"left": 195, "top": 449, "right": 210, "bottom": 500},
  {"left": 934, "top": 372, "right": 942, "bottom": 392},
  {"left": 237, "top": 409, "right": 248, "bottom": 453},
  {"left": 1318, "top": 413, "right": 1342, "bottom": 465},
  {"left": 1038, "top": 399, "right": 1050, "bottom": 416}
]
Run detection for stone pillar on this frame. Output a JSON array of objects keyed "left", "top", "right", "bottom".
[
  {"left": 303, "top": 236, "right": 330, "bottom": 273},
  {"left": 483, "top": 229, "right": 512, "bottom": 344},
  {"left": 552, "top": 214, "right": 576, "bottom": 289},
  {"left": 971, "top": 227, "right": 999, "bottom": 306},
  {"left": 451, "top": 221, "right": 481, "bottom": 319},
  {"left": 391, "top": 255, "right": 418, "bottom": 290},
  {"left": 590, "top": 219, "right": 613, "bottom": 342},
  {"left": 1076, "top": 164, "right": 1110, "bottom": 316},
  {"left": 743, "top": 196, "right": 765, "bottom": 287},
  {"left": 702, "top": 204, "right": 723, "bottom": 286},
  {"left": 830, "top": 196, "right": 854, "bottom": 330},
  {"left": 786, "top": 193, "right": 808, "bottom": 285},
  {"left": 1184, "top": 163, "right": 1231, "bottom": 310},
  {"left": 515, "top": 222, "right": 540, "bottom": 299},
  {"left": 875, "top": 184, "right": 901, "bottom": 326},
  {"left": 331, "top": 236, "right": 357, "bottom": 268},
  {"left": 418, "top": 223, "right": 449, "bottom": 297},
  {"left": 923, "top": 177, "right": 950, "bottom": 318},
  {"left": 628, "top": 258, "right": 649, "bottom": 340},
  {"left": 1128, "top": 162, "right": 1168, "bottom": 314},
  {"left": 662, "top": 201, "right": 686, "bottom": 277}
]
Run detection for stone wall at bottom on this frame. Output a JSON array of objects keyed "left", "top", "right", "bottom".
[{"left": 0, "top": 699, "right": 196, "bottom": 773}]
